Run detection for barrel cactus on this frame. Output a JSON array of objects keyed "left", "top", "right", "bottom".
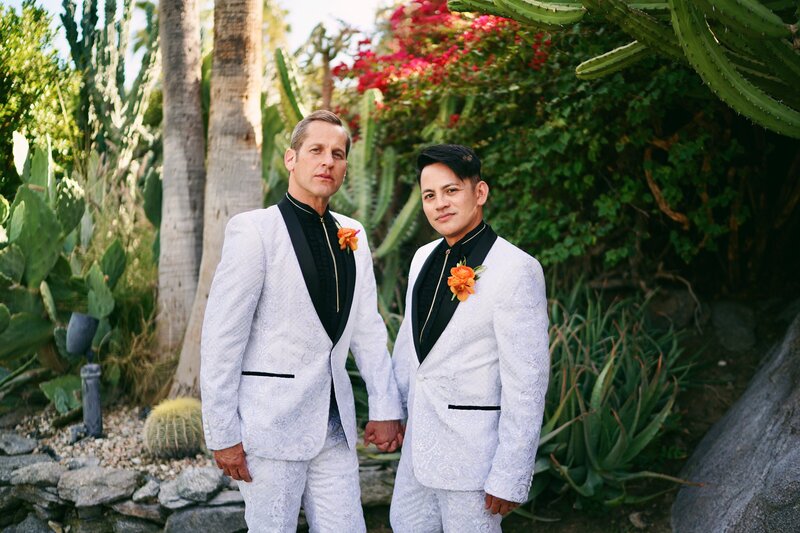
[{"left": 143, "top": 397, "right": 206, "bottom": 459}]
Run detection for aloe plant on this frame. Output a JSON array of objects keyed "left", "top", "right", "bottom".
[
  {"left": 448, "top": 0, "right": 800, "bottom": 139},
  {"left": 525, "top": 285, "right": 694, "bottom": 507}
]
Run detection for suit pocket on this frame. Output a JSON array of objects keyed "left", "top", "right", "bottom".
[
  {"left": 241, "top": 371, "right": 295, "bottom": 378},
  {"left": 447, "top": 404, "right": 500, "bottom": 411}
]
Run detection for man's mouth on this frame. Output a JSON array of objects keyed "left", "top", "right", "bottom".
[
  {"left": 437, "top": 213, "right": 454, "bottom": 221},
  {"left": 315, "top": 174, "right": 333, "bottom": 181}
]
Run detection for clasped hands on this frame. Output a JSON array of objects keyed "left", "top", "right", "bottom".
[{"left": 363, "top": 419, "right": 404, "bottom": 452}]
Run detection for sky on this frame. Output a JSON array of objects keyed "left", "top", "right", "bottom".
[{"left": 3, "top": 0, "right": 385, "bottom": 71}]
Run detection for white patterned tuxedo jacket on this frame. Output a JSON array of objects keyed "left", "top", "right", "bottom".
[
  {"left": 200, "top": 204, "right": 403, "bottom": 461},
  {"left": 392, "top": 235, "right": 550, "bottom": 503}
]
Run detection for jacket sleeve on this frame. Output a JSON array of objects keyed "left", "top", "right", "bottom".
[
  {"left": 348, "top": 228, "right": 404, "bottom": 421},
  {"left": 200, "top": 214, "right": 265, "bottom": 451},
  {"left": 483, "top": 256, "right": 550, "bottom": 503},
  {"left": 390, "top": 251, "right": 422, "bottom": 419}
]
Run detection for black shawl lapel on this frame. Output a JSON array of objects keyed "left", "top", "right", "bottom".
[
  {"left": 411, "top": 243, "right": 441, "bottom": 363},
  {"left": 277, "top": 198, "right": 326, "bottom": 329},
  {"left": 331, "top": 220, "right": 356, "bottom": 347},
  {"left": 420, "top": 228, "right": 498, "bottom": 363}
]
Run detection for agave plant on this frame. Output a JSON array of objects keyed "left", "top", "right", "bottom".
[{"left": 525, "top": 284, "right": 695, "bottom": 508}]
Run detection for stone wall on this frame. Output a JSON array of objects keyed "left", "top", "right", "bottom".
[{"left": 0, "top": 439, "right": 395, "bottom": 533}]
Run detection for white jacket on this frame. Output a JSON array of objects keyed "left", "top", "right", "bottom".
[
  {"left": 201, "top": 205, "right": 403, "bottom": 461},
  {"left": 392, "top": 236, "right": 550, "bottom": 503}
]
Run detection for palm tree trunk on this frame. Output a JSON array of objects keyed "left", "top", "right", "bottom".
[
  {"left": 157, "top": 0, "right": 206, "bottom": 357},
  {"left": 170, "top": 0, "right": 263, "bottom": 397}
]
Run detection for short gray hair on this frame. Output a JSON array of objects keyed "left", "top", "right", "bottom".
[{"left": 290, "top": 110, "right": 351, "bottom": 156}]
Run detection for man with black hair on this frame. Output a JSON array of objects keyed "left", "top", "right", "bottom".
[{"left": 389, "top": 144, "right": 550, "bottom": 531}]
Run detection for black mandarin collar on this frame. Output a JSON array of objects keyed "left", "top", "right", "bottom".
[
  {"left": 285, "top": 192, "right": 331, "bottom": 220},
  {"left": 438, "top": 220, "right": 488, "bottom": 258}
]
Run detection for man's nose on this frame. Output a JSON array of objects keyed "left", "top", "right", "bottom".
[
  {"left": 321, "top": 150, "right": 334, "bottom": 167},
  {"left": 435, "top": 196, "right": 450, "bottom": 210}
]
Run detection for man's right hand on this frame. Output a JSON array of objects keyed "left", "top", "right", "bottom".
[{"left": 213, "top": 442, "right": 252, "bottom": 482}]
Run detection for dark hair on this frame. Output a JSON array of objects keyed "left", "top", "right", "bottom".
[
  {"left": 290, "top": 110, "right": 352, "bottom": 156},
  {"left": 416, "top": 144, "right": 482, "bottom": 183}
]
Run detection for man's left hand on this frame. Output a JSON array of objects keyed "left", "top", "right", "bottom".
[
  {"left": 485, "top": 493, "right": 519, "bottom": 516},
  {"left": 363, "top": 419, "right": 403, "bottom": 452}
]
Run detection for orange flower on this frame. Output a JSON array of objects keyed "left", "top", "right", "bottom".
[
  {"left": 337, "top": 227, "right": 360, "bottom": 252},
  {"left": 448, "top": 264, "right": 476, "bottom": 302}
]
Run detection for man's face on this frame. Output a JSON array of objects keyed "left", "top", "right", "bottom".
[
  {"left": 285, "top": 121, "right": 348, "bottom": 204},
  {"left": 420, "top": 162, "right": 488, "bottom": 244}
]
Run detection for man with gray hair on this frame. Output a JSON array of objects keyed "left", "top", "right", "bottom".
[{"left": 201, "top": 110, "right": 404, "bottom": 532}]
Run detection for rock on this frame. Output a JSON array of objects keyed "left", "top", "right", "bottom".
[
  {"left": 2, "top": 514, "right": 53, "bottom": 533},
  {"left": 711, "top": 301, "right": 756, "bottom": 352},
  {"left": 0, "top": 454, "right": 53, "bottom": 485},
  {"left": 0, "top": 432, "right": 38, "bottom": 455},
  {"left": 64, "top": 455, "right": 100, "bottom": 470},
  {"left": 206, "top": 490, "right": 244, "bottom": 506},
  {"left": 157, "top": 479, "right": 193, "bottom": 510},
  {"left": 110, "top": 500, "right": 167, "bottom": 524},
  {"left": 645, "top": 288, "right": 698, "bottom": 330},
  {"left": 62, "top": 506, "right": 112, "bottom": 533},
  {"left": 57, "top": 466, "right": 138, "bottom": 507},
  {"left": 111, "top": 516, "right": 162, "bottom": 533},
  {"left": 672, "top": 313, "right": 800, "bottom": 532},
  {"left": 31, "top": 502, "right": 66, "bottom": 522},
  {"left": 0, "top": 485, "right": 20, "bottom": 520},
  {"left": 12, "top": 484, "right": 64, "bottom": 506},
  {"left": 359, "top": 465, "right": 395, "bottom": 507},
  {"left": 164, "top": 505, "right": 246, "bottom": 533},
  {"left": 131, "top": 479, "right": 160, "bottom": 503},
  {"left": 10, "top": 462, "right": 66, "bottom": 487},
  {"left": 176, "top": 466, "right": 225, "bottom": 502}
]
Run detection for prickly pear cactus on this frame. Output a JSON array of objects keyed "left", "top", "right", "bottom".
[{"left": 143, "top": 397, "right": 206, "bottom": 459}]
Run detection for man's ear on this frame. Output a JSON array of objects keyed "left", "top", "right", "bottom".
[
  {"left": 476, "top": 180, "right": 489, "bottom": 206},
  {"left": 284, "top": 148, "right": 296, "bottom": 172}
]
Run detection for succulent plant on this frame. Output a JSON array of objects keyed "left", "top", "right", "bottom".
[{"left": 143, "top": 397, "right": 206, "bottom": 459}]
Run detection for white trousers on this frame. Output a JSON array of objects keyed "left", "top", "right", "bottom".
[
  {"left": 237, "top": 412, "right": 366, "bottom": 533},
  {"left": 389, "top": 449, "right": 502, "bottom": 533}
]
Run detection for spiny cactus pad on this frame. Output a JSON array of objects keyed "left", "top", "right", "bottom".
[{"left": 143, "top": 397, "right": 206, "bottom": 459}]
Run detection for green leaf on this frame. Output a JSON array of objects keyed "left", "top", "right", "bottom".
[
  {"left": 0, "top": 313, "right": 54, "bottom": 362},
  {"left": 0, "top": 194, "right": 9, "bottom": 225},
  {"left": 39, "top": 375, "right": 82, "bottom": 414},
  {"left": 86, "top": 263, "right": 114, "bottom": 319},
  {"left": 0, "top": 244, "right": 25, "bottom": 285},
  {"left": 8, "top": 187, "right": 63, "bottom": 287},
  {"left": 55, "top": 177, "right": 86, "bottom": 235},
  {"left": 29, "top": 145, "right": 49, "bottom": 191},
  {"left": 142, "top": 169, "right": 162, "bottom": 227},
  {"left": 91, "top": 317, "right": 112, "bottom": 353},
  {"left": 0, "top": 304, "right": 10, "bottom": 333},
  {"left": 40, "top": 280, "right": 58, "bottom": 323},
  {"left": 100, "top": 239, "right": 126, "bottom": 290}
]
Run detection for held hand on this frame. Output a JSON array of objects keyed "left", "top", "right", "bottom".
[
  {"left": 484, "top": 493, "right": 519, "bottom": 516},
  {"left": 363, "top": 420, "right": 403, "bottom": 452},
  {"left": 213, "top": 442, "right": 252, "bottom": 483}
]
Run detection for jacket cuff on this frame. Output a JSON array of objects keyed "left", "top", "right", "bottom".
[
  {"left": 202, "top": 417, "right": 242, "bottom": 451},
  {"left": 484, "top": 469, "right": 533, "bottom": 504}
]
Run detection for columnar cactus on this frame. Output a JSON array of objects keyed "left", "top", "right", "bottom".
[
  {"left": 448, "top": 0, "right": 800, "bottom": 139},
  {"left": 143, "top": 397, "right": 206, "bottom": 459}
]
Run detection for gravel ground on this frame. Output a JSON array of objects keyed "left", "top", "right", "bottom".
[{"left": 15, "top": 405, "right": 215, "bottom": 481}]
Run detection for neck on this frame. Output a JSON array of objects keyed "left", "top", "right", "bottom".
[
  {"left": 287, "top": 184, "right": 329, "bottom": 216},
  {"left": 444, "top": 218, "right": 483, "bottom": 247}
]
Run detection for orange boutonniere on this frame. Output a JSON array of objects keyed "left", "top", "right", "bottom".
[
  {"left": 447, "top": 259, "right": 486, "bottom": 302},
  {"left": 337, "top": 227, "right": 360, "bottom": 252}
]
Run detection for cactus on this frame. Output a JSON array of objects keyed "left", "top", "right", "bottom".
[
  {"left": 0, "top": 133, "right": 123, "bottom": 367},
  {"left": 143, "top": 397, "right": 206, "bottom": 459},
  {"left": 0, "top": 304, "right": 10, "bottom": 334},
  {"left": 451, "top": 0, "right": 800, "bottom": 138}
]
